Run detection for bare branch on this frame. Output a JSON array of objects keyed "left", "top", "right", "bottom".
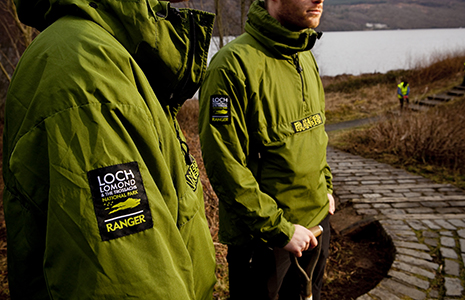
[
  {"left": 214, "top": 0, "right": 224, "bottom": 48},
  {"left": 0, "top": 59, "right": 11, "bottom": 83}
]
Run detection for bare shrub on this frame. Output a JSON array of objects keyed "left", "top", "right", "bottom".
[
  {"left": 0, "top": 0, "right": 38, "bottom": 121},
  {"left": 0, "top": 3, "right": 37, "bottom": 295},
  {"left": 337, "top": 99, "right": 465, "bottom": 174},
  {"left": 409, "top": 50, "right": 465, "bottom": 86}
]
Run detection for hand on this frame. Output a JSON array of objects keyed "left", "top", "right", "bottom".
[
  {"left": 328, "top": 193, "right": 335, "bottom": 215},
  {"left": 283, "top": 225, "right": 318, "bottom": 258}
]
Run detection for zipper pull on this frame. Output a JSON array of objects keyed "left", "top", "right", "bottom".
[{"left": 294, "top": 54, "right": 303, "bottom": 73}]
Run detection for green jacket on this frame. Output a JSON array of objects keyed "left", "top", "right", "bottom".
[
  {"left": 199, "top": 0, "right": 332, "bottom": 248},
  {"left": 3, "top": 0, "right": 216, "bottom": 299}
]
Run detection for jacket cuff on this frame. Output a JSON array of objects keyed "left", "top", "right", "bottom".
[{"left": 270, "top": 221, "right": 295, "bottom": 248}]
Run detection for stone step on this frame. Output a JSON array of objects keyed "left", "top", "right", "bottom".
[
  {"left": 427, "top": 93, "right": 455, "bottom": 102},
  {"left": 418, "top": 98, "right": 445, "bottom": 107},
  {"left": 408, "top": 103, "right": 429, "bottom": 112},
  {"left": 447, "top": 89, "right": 465, "bottom": 96}
]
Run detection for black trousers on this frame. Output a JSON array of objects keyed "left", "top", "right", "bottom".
[
  {"left": 227, "top": 215, "right": 330, "bottom": 300},
  {"left": 399, "top": 96, "right": 409, "bottom": 109}
]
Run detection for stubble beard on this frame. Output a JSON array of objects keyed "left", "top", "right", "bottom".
[{"left": 278, "top": 7, "right": 322, "bottom": 31}]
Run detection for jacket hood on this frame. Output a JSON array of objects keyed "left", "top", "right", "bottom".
[
  {"left": 15, "top": 0, "right": 184, "bottom": 52},
  {"left": 14, "top": 0, "right": 215, "bottom": 105},
  {"left": 245, "top": 0, "right": 321, "bottom": 57}
]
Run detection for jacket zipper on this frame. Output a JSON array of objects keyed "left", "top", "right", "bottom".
[
  {"left": 293, "top": 54, "right": 305, "bottom": 102},
  {"left": 256, "top": 152, "right": 262, "bottom": 184},
  {"left": 173, "top": 10, "right": 195, "bottom": 165}
]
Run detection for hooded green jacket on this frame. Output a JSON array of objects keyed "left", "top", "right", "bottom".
[
  {"left": 3, "top": 0, "right": 216, "bottom": 299},
  {"left": 199, "top": 0, "right": 332, "bottom": 248}
]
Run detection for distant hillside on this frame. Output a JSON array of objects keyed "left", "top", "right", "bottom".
[
  {"left": 319, "top": 0, "right": 465, "bottom": 31},
  {"left": 173, "top": 0, "right": 465, "bottom": 34}
]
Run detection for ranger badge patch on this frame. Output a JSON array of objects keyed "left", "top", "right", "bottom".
[
  {"left": 88, "top": 162, "right": 153, "bottom": 241},
  {"left": 210, "top": 95, "right": 230, "bottom": 124}
]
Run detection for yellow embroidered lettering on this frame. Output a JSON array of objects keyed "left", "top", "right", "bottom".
[
  {"left": 127, "top": 190, "right": 138, "bottom": 196},
  {"left": 292, "top": 113, "right": 323, "bottom": 133},
  {"left": 106, "top": 215, "right": 146, "bottom": 232}
]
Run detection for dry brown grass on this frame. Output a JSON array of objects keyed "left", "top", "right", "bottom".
[
  {"left": 370, "top": 104, "right": 465, "bottom": 171},
  {"left": 324, "top": 83, "right": 394, "bottom": 123},
  {"left": 409, "top": 50, "right": 465, "bottom": 86}
]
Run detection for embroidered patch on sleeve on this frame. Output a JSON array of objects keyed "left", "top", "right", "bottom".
[
  {"left": 210, "top": 95, "right": 231, "bottom": 124},
  {"left": 87, "top": 162, "right": 153, "bottom": 241},
  {"left": 292, "top": 113, "right": 323, "bottom": 133},
  {"left": 185, "top": 155, "right": 200, "bottom": 192}
]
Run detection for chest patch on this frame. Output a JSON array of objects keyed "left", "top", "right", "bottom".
[
  {"left": 210, "top": 95, "right": 231, "bottom": 124},
  {"left": 292, "top": 113, "right": 323, "bottom": 133},
  {"left": 88, "top": 162, "right": 153, "bottom": 241}
]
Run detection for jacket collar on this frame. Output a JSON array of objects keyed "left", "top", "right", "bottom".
[{"left": 245, "top": 0, "right": 321, "bottom": 57}]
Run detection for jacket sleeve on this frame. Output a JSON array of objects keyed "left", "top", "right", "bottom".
[{"left": 199, "top": 65, "right": 294, "bottom": 247}]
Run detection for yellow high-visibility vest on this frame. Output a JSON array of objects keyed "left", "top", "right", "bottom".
[{"left": 397, "top": 82, "right": 409, "bottom": 99}]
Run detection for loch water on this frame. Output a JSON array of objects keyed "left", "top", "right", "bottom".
[
  {"left": 311, "top": 28, "right": 465, "bottom": 76},
  {"left": 208, "top": 28, "right": 465, "bottom": 77}
]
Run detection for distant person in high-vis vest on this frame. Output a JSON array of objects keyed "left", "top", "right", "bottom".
[{"left": 397, "top": 80, "right": 410, "bottom": 109}]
